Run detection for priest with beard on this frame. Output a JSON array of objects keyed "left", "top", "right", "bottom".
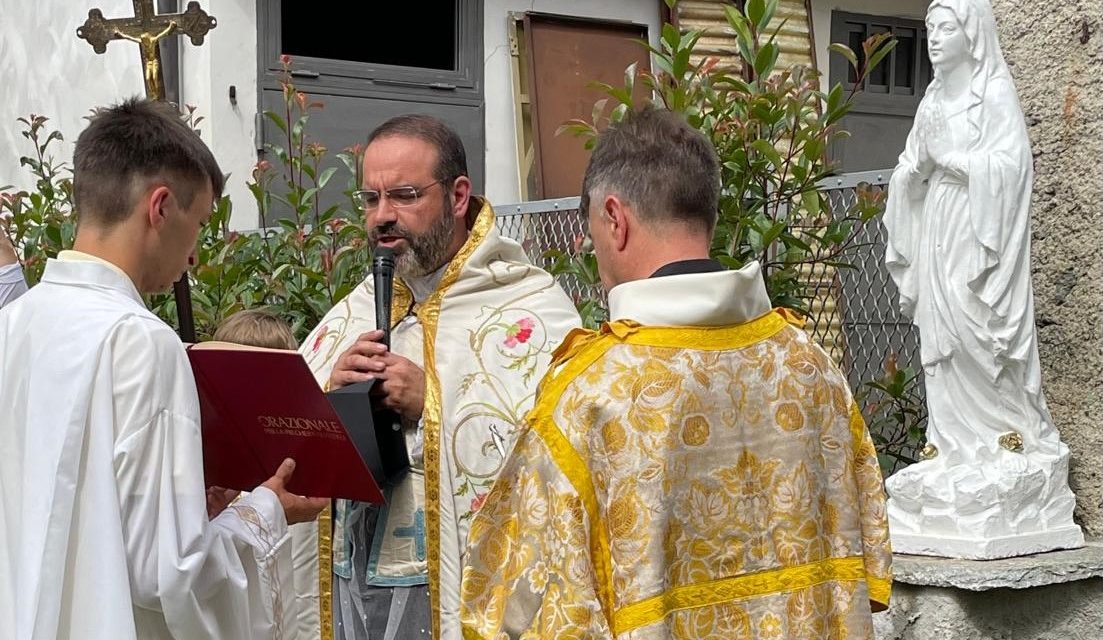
[{"left": 289, "top": 115, "right": 580, "bottom": 640}]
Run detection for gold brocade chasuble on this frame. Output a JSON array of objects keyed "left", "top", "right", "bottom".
[
  {"left": 297, "top": 199, "right": 580, "bottom": 639},
  {"left": 460, "top": 264, "right": 892, "bottom": 639}
]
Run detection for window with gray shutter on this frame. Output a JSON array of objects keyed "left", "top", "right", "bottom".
[
  {"left": 256, "top": 1, "right": 485, "bottom": 221},
  {"left": 828, "top": 11, "right": 931, "bottom": 173}
]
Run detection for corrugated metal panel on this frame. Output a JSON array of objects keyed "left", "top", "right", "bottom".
[
  {"left": 676, "top": 0, "right": 743, "bottom": 73},
  {"left": 676, "top": 0, "right": 814, "bottom": 75},
  {"left": 772, "top": 0, "right": 815, "bottom": 71}
]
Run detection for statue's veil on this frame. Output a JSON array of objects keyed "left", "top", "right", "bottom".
[{"left": 927, "top": 0, "right": 1022, "bottom": 149}]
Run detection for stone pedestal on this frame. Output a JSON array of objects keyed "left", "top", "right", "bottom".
[
  {"left": 889, "top": 525, "right": 1085, "bottom": 561},
  {"left": 875, "top": 542, "right": 1103, "bottom": 639}
]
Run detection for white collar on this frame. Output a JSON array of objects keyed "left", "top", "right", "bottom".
[
  {"left": 607, "top": 261, "right": 772, "bottom": 327},
  {"left": 43, "top": 254, "right": 144, "bottom": 305},
  {"left": 58, "top": 250, "right": 133, "bottom": 283}
]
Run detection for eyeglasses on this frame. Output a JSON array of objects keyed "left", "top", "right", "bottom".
[{"left": 352, "top": 179, "right": 449, "bottom": 211}]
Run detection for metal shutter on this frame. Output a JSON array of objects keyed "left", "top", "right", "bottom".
[{"left": 675, "top": 0, "right": 814, "bottom": 74}]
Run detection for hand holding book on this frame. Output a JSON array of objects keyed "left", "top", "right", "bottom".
[{"left": 260, "top": 458, "right": 329, "bottom": 524}]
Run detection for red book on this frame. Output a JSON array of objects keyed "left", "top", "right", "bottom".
[{"left": 187, "top": 342, "right": 387, "bottom": 503}]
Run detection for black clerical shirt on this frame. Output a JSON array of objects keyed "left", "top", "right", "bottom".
[{"left": 649, "top": 259, "right": 725, "bottom": 278}]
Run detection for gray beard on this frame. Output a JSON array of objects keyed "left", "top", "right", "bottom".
[{"left": 395, "top": 201, "right": 456, "bottom": 278}]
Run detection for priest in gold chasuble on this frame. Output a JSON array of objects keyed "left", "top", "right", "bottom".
[{"left": 460, "top": 109, "right": 892, "bottom": 639}]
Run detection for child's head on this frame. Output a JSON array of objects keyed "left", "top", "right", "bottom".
[{"left": 213, "top": 308, "right": 296, "bottom": 350}]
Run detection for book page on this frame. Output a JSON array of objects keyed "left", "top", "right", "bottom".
[{"left": 187, "top": 341, "right": 297, "bottom": 354}]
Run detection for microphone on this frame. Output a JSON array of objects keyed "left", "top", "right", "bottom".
[{"left": 372, "top": 246, "right": 395, "bottom": 348}]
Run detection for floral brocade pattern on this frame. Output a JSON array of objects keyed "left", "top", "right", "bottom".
[
  {"left": 450, "top": 305, "right": 561, "bottom": 526},
  {"left": 460, "top": 319, "right": 891, "bottom": 639}
]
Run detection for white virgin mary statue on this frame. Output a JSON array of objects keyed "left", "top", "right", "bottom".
[{"left": 882, "top": 0, "right": 1083, "bottom": 559}]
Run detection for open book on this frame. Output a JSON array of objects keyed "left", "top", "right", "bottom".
[{"left": 187, "top": 341, "right": 408, "bottom": 503}]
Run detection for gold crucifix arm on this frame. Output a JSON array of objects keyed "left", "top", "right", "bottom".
[
  {"left": 114, "top": 20, "right": 177, "bottom": 46},
  {"left": 78, "top": 1, "right": 215, "bottom": 52},
  {"left": 76, "top": 0, "right": 217, "bottom": 101}
]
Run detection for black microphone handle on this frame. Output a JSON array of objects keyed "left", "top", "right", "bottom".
[
  {"left": 375, "top": 276, "right": 392, "bottom": 347},
  {"left": 373, "top": 248, "right": 395, "bottom": 348}
]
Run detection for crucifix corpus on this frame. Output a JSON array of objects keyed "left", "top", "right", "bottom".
[{"left": 76, "top": 0, "right": 217, "bottom": 342}]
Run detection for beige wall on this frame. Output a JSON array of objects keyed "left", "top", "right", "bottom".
[{"left": 992, "top": 0, "right": 1103, "bottom": 536}]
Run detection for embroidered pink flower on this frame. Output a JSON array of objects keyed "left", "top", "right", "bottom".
[
  {"left": 504, "top": 317, "right": 535, "bottom": 348},
  {"left": 470, "top": 492, "right": 488, "bottom": 513},
  {"left": 312, "top": 326, "right": 328, "bottom": 353}
]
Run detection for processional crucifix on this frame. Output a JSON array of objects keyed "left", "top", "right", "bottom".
[{"left": 77, "top": 0, "right": 217, "bottom": 342}]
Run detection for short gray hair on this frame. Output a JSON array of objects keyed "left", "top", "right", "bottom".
[{"left": 581, "top": 108, "right": 719, "bottom": 233}]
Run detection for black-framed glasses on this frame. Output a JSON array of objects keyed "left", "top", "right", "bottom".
[{"left": 352, "top": 179, "right": 449, "bottom": 211}]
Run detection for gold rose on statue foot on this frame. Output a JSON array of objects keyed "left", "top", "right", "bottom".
[
  {"left": 919, "top": 443, "right": 939, "bottom": 460},
  {"left": 998, "top": 432, "right": 1024, "bottom": 453}
]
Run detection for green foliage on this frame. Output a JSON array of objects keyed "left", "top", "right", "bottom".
[
  {"left": 150, "top": 57, "right": 370, "bottom": 342},
  {"left": 543, "top": 244, "right": 607, "bottom": 330},
  {"left": 2, "top": 57, "right": 368, "bottom": 342},
  {"left": 149, "top": 57, "right": 368, "bottom": 341},
  {"left": 1, "top": 115, "right": 76, "bottom": 286},
  {"left": 857, "top": 353, "right": 928, "bottom": 475},
  {"left": 555, "top": 0, "right": 894, "bottom": 313}
]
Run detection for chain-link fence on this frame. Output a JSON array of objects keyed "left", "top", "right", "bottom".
[
  {"left": 495, "top": 198, "right": 603, "bottom": 308},
  {"left": 798, "top": 172, "right": 926, "bottom": 469},
  {"left": 796, "top": 171, "right": 923, "bottom": 387},
  {"left": 494, "top": 170, "right": 926, "bottom": 470}
]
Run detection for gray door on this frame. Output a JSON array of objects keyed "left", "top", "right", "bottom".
[
  {"left": 256, "top": 1, "right": 484, "bottom": 222},
  {"left": 829, "top": 11, "right": 931, "bottom": 172}
]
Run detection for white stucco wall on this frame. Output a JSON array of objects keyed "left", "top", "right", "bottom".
[
  {"left": 0, "top": 0, "right": 258, "bottom": 228},
  {"left": 179, "top": 0, "right": 260, "bottom": 230},
  {"left": 0, "top": 0, "right": 143, "bottom": 191},
  {"left": 482, "top": 0, "right": 662, "bottom": 206},
  {"left": 811, "top": 0, "right": 931, "bottom": 82}
]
